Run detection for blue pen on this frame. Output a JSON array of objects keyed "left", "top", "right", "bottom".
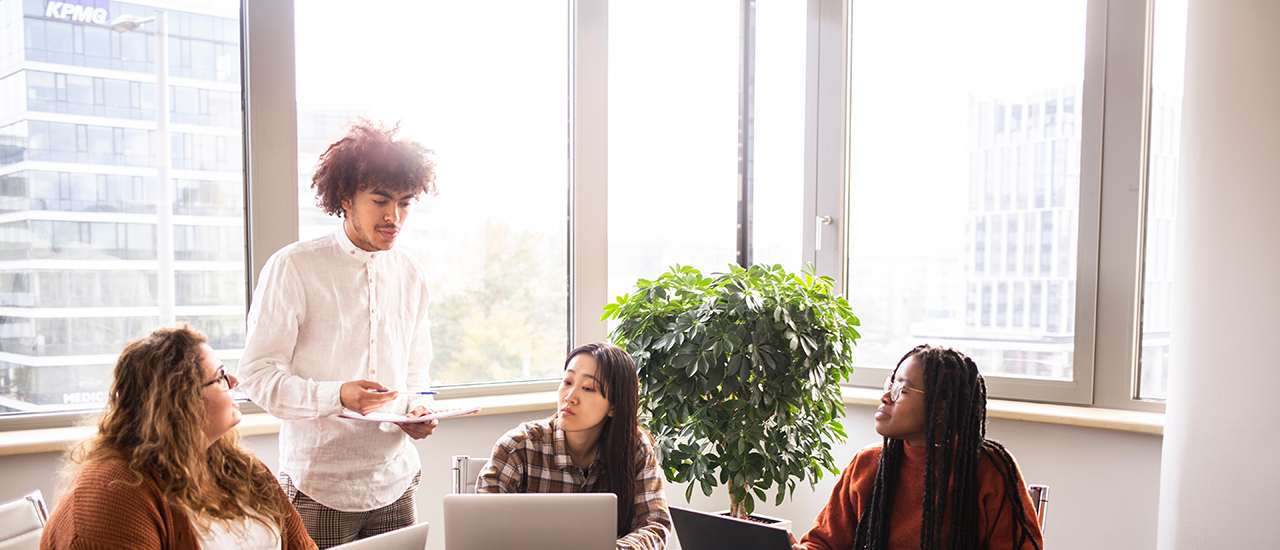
[{"left": 372, "top": 390, "right": 438, "bottom": 395}]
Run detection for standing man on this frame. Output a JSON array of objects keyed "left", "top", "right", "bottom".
[{"left": 239, "top": 119, "right": 438, "bottom": 548}]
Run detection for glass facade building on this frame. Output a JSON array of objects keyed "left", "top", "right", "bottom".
[
  {"left": 955, "top": 87, "right": 1083, "bottom": 380},
  {"left": 0, "top": 0, "right": 243, "bottom": 412}
]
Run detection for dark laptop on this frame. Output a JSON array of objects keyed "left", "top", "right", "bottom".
[{"left": 669, "top": 506, "right": 793, "bottom": 550}]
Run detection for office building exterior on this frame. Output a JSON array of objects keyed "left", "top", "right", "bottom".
[
  {"left": 0, "top": 0, "right": 243, "bottom": 412},
  {"left": 944, "top": 85, "right": 1175, "bottom": 384},
  {"left": 958, "top": 86, "right": 1082, "bottom": 379}
]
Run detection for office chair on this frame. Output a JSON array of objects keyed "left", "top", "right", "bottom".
[
  {"left": 1028, "top": 484, "right": 1049, "bottom": 533},
  {"left": 0, "top": 489, "right": 49, "bottom": 550},
  {"left": 451, "top": 455, "right": 487, "bottom": 494}
]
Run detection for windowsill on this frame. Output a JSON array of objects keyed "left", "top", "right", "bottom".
[
  {"left": 0, "top": 387, "right": 1163, "bottom": 457},
  {"left": 842, "top": 387, "right": 1165, "bottom": 435},
  {"left": 0, "top": 392, "right": 559, "bottom": 458}
]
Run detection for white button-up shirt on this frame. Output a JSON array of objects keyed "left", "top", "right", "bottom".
[{"left": 239, "top": 228, "right": 434, "bottom": 512}]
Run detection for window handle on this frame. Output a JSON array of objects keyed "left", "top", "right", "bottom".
[{"left": 816, "top": 216, "right": 833, "bottom": 250}]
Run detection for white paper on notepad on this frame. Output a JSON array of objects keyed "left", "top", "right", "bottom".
[{"left": 339, "top": 406, "right": 481, "bottom": 424}]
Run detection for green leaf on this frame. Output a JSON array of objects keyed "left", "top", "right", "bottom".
[{"left": 607, "top": 262, "right": 859, "bottom": 511}]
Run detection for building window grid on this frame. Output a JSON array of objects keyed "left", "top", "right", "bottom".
[
  {"left": 1, "top": 120, "right": 242, "bottom": 172},
  {"left": 21, "top": 69, "right": 238, "bottom": 126},
  {"left": 2, "top": 3, "right": 245, "bottom": 414},
  {"left": 963, "top": 90, "right": 1082, "bottom": 381},
  {"left": 20, "top": 6, "right": 240, "bottom": 84},
  {"left": 0, "top": 171, "right": 234, "bottom": 215}
]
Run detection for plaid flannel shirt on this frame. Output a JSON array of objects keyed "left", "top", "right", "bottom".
[{"left": 476, "top": 418, "right": 671, "bottom": 550}]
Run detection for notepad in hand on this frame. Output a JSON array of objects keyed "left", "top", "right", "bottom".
[{"left": 340, "top": 406, "right": 481, "bottom": 423}]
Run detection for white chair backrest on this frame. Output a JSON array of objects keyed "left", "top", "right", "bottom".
[
  {"left": 451, "top": 455, "right": 487, "bottom": 494},
  {"left": 0, "top": 490, "right": 48, "bottom": 550}
]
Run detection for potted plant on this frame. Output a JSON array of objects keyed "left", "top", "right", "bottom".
[{"left": 602, "top": 263, "right": 860, "bottom": 519}]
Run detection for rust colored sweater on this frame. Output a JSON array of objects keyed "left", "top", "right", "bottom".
[
  {"left": 798, "top": 442, "right": 1043, "bottom": 550},
  {"left": 41, "top": 457, "right": 317, "bottom": 550}
]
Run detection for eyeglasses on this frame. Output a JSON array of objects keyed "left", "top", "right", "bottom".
[
  {"left": 883, "top": 376, "right": 925, "bottom": 403},
  {"left": 203, "top": 367, "right": 230, "bottom": 389}
]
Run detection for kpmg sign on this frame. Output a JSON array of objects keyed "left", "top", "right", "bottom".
[{"left": 45, "top": 0, "right": 110, "bottom": 25}]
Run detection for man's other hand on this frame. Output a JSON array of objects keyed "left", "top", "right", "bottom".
[
  {"left": 340, "top": 380, "right": 397, "bottom": 415},
  {"left": 399, "top": 405, "right": 439, "bottom": 439}
]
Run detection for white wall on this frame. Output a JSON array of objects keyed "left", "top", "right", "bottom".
[
  {"left": 1156, "top": 1, "right": 1280, "bottom": 549},
  {"left": 0, "top": 404, "right": 1161, "bottom": 550}
]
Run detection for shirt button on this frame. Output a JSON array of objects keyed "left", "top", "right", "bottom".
[
  {"left": 370, "top": 339, "right": 376, "bottom": 344},
  {"left": 350, "top": 250, "right": 355, "bottom": 254},
  {"left": 371, "top": 253, "right": 377, "bottom": 258},
  {"left": 370, "top": 369, "right": 376, "bottom": 374}
]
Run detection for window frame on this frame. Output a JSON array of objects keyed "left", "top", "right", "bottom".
[
  {"left": 0, "top": 0, "right": 1167, "bottom": 436},
  {"left": 815, "top": 0, "right": 1165, "bottom": 413},
  {"left": 243, "top": 0, "right": 609, "bottom": 392}
]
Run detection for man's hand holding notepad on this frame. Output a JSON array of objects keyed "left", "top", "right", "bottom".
[{"left": 340, "top": 405, "right": 481, "bottom": 424}]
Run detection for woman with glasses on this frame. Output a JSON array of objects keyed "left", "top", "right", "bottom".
[
  {"left": 42, "top": 324, "right": 316, "bottom": 550},
  {"left": 790, "top": 345, "right": 1043, "bottom": 550}
]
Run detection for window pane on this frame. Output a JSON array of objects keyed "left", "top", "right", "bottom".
[
  {"left": 294, "top": 1, "right": 569, "bottom": 386},
  {"left": 1139, "top": 0, "right": 1189, "bottom": 400},
  {"left": 1, "top": 2, "right": 245, "bottom": 415},
  {"left": 608, "top": 1, "right": 739, "bottom": 299},
  {"left": 844, "top": 0, "right": 1087, "bottom": 380},
  {"left": 752, "top": 1, "right": 808, "bottom": 272}
]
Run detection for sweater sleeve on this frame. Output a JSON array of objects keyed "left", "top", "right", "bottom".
[
  {"left": 40, "top": 461, "right": 174, "bottom": 550},
  {"left": 476, "top": 426, "right": 527, "bottom": 494},
  {"left": 238, "top": 251, "right": 345, "bottom": 420},
  {"left": 978, "top": 450, "right": 1044, "bottom": 550},
  {"left": 797, "top": 445, "right": 879, "bottom": 550}
]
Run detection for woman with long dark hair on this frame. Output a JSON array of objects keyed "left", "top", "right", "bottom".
[
  {"left": 792, "top": 345, "right": 1043, "bottom": 550},
  {"left": 41, "top": 324, "right": 315, "bottom": 550},
  {"left": 477, "top": 342, "right": 671, "bottom": 549}
]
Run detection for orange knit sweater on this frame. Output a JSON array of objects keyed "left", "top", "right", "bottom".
[
  {"left": 798, "top": 442, "right": 1043, "bottom": 550},
  {"left": 40, "top": 457, "right": 316, "bottom": 550}
]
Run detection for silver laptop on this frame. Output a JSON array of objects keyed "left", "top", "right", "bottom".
[
  {"left": 444, "top": 493, "right": 616, "bottom": 550},
  {"left": 669, "top": 506, "right": 791, "bottom": 550},
  {"left": 329, "top": 521, "right": 429, "bottom": 550}
]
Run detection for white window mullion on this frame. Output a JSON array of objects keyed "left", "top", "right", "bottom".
[
  {"left": 242, "top": 0, "right": 299, "bottom": 302},
  {"left": 570, "top": 0, "right": 608, "bottom": 347}
]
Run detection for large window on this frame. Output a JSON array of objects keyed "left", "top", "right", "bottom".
[
  {"left": 608, "top": 0, "right": 808, "bottom": 301},
  {"left": 0, "top": 0, "right": 1181, "bottom": 424},
  {"left": 0, "top": 0, "right": 245, "bottom": 415},
  {"left": 607, "top": 1, "right": 740, "bottom": 299},
  {"left": 293, "top": 1, "right": 570, "bottom": 386},
  {"left": 842, "top": 0, "right": 1089, "bottom": 395},
  {"left": 750, "top": 1, "right": 808, "bottom": 272}
]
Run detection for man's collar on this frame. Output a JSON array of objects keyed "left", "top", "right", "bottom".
[{"left": 334, "top": 226, "right": 382, "bottom": 263}]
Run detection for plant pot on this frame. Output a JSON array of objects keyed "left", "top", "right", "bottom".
[
  {"left": 667, "top": 510, "right": 792, "bottom": 550},
  {"left": 713, "top": 510, "right": 792, "bottom": 533}
]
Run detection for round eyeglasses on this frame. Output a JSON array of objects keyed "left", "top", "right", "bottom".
[
  {"left": 203, "top": 367, "right": 230, "bottom": 389},
  {"left": 883, "top": 376, "right": 925, "bottom": 403}
]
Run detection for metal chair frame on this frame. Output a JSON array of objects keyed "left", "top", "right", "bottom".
[
  {"left": 451, "top": 455, "right": 487, "bottom": 494},
  {"left": 1027, "top": 484, "right": 1049, "bottom": 533}
]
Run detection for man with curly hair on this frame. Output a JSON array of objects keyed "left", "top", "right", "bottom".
[{"left": 238, "top": 119, "right": 439, "bottom": 548}]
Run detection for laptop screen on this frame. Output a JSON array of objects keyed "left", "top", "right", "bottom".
[
  {"left": 444, "top": 493, "right": 617, "bottom": 550},
  {"left": 328, "top": 521, "right": 429, "bottom": 550}
]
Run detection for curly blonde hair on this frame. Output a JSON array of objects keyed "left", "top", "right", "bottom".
[{"left": 67, "top": 324, "right": 289, "bottom": 532}]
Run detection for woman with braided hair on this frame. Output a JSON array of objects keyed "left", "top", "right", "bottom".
[{"left": 791, "top": 345, "right": 1043, "bottom": 550}]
